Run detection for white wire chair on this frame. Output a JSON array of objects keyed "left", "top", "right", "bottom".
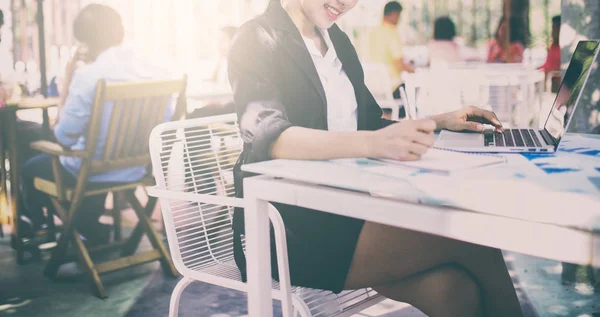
[
  {"left": 363, "top": 63, "right": 403, "bottom": 120},
  {"left": 147, "top": 114, "right": 384, "bottom": 317}
]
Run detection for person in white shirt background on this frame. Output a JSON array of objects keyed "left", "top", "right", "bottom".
[
  {"left": 428, "top": 16, "right": 462, "bottom": 67},
  {"left": 19, "top": 4, "right": 173, "bottom": 245}
]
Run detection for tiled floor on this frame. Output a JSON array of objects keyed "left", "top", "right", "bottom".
[
  {"left": 1, "top": 224, "right": 599, "bottom": 317},
  {"left": 3, "top": 92, "right": 599, "bottom": 316}
]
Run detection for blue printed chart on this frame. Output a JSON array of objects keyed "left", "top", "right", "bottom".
[
  {"left": 330, "top": 133, "right": 600, "bottom": 229},
  {"left": 514, "top": 134, "right": 600, "bottom": 195}
]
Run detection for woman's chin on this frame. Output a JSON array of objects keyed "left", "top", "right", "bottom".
[{"left": 315, "top": 19, "right": 335, "bottom": 29}]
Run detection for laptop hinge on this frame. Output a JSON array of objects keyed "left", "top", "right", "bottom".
[{"left": 539, "top": 130, "right": 557, "bottom": 146}]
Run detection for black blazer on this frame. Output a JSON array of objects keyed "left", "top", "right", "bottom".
[{"left": 228, "top": 2, "right": 394, "bottom": 277}]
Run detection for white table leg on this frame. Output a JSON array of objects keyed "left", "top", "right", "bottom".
[{"left": 244, "top": 178, "right": 274, "bottom": 317}]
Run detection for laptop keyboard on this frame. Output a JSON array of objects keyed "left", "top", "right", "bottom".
[{"left": 485, "top": 129, "right": 543, "bottom": 148}]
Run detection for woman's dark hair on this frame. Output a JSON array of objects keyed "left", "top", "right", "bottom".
[
  {"left": 495, "top": 16, "right": 527, "bottom": 46},
  {"left": 508, "top": 17, "right": 527, "bottom": 46},
  {"left": 552, "top": 15, "right": 561, "bottom": 27},
  {"left": 434, "top": 16, "right": 456, "bottom": 41},
  {"left": 384, "top": 1, "right": 403, "bottom": 16},
  {"left": 73, "top": 4, "right": 124, "bottom": 52}
]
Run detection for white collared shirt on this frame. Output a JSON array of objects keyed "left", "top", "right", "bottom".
[{"left": 302, "top": 29, "right": 358, "bottom": 132}]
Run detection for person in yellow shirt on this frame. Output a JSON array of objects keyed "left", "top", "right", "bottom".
[{"left": 367, "top": 1, "right": 414, "bottom": 97}]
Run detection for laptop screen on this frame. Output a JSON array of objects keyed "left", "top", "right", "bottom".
[
  {"left": 566, "top": 49, "right": 600, "bottom": 136},
  {"left": 543, "top": 40, "right": 600, "bottom": 142}
]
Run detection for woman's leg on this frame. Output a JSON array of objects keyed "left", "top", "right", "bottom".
[
  {"left": 344, "top": 222, "right": 523, "bottom": 317},
  {"left": 373, "top": 265, "right": 483, "bottom": 317}
]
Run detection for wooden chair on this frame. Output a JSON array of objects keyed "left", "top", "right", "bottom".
[{"left": 30, "top": 77, "right": 187, "bottom": 298}]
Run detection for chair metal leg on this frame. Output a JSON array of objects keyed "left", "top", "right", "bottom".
[
  {"left": 46, "top": 207, "right": 56, "bottom": 243},
  {"left": 0, "top": 133, "right": 5, "bottom": 240},
  {"left": 111, "top": 193, "right": 122, "bottom": 242},
  {"left": 169, "top": 277, "right": 193, "bottom": 317},
  {"left": 125, "top": 191, "right": 178, "bottom": 277},
  {"left": 73, "top": 232, "right": 107, "bottom": 299},
  {"left": 5, "top": 113, "right": 25, "bottom": 265}
]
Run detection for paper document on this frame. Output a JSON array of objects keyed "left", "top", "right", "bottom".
[{"left": 378, "top": 148, "right": 505, "bottom": 174}]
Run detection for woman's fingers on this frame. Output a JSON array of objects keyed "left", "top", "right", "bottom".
[
  {"left": 468, "top": 107, "right": 504, "bottom": 131},
  {"left": 411, "top": 130, "right": 436, "bottom": 147},
  {"left": 453, "top": 121, "right": 485, "bottom": 132},
  {"left": 397, "top": 152, "right": 421, "bottom": 161},
  {"left": 480, "top": 110, "right": 503, "bottom": 130},
  {"left": 414, "top": 118, "right": 437, "bottom": 133},
  {"left": 378, "top": 119, "right": 437, "bottom": 161},
  {"left": 409, "top": 142, "right": 430, "bottom": 156}
]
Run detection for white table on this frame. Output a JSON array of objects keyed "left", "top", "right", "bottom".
[{"left": 242, "top": 146, "right": 600, "bottom": 317}]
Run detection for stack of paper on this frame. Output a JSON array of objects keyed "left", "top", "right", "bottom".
[{"left": 378, "top": 148, "right": 505, "bottom": 174}]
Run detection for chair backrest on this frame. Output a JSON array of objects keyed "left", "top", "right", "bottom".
[
  {"left": 362, "top": 62, "right": 395, "bottom": 102},
  {"left": 149, "top": 115, "right": 387, "bottom": 317},
  {"left": 403, "top": 70, "right": 463, "bottom": 118},
  {"left": 149, "top": 114, "right": 243, "bottom": 270},
  {"left": 84, "top": 77, "right": 187, "bottom": 176}
]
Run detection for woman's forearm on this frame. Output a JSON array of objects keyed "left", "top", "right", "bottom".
[{"left": 270, "top": 126, "right": 375, "bottom": 160}]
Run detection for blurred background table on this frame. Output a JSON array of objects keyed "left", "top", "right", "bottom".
[
  {"left": 403, "top": 65, "right": 545, "bottom": 127},
  {"left": 0, "top": 97, "right": 60, "bottom": 263}
]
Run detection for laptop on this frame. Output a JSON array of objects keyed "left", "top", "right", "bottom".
[{"left": 434, "top": 40, "right": 600, "bottom": 153}]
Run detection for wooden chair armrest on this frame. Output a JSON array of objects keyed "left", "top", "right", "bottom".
[{"left": 30, "top": 141, "right": 89, "bottom": 158}]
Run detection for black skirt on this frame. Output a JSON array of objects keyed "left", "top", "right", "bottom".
[{"left": 233, "top": 202, "right": 365, "bottom": 293}]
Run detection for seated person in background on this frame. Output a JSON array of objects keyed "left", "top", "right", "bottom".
[
  {"left": 487, "top": 16, "right": 526, "bottom": 63},
  {"left": 539, "top": 15, "right": 561, "bottom": 91},
  {"left": 366, "top": 1, "right": 414, "bottom": 99},
  {"left": 1, "top": 9, "right": 49, "bottom": 162},
  {"left": 20, "top": 4, "right": 172, "bottom": 243},
  {"left": 428, "top": 16, "right": 462, "bottom": 66}
]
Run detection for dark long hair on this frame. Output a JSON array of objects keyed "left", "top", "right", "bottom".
[{"left": 495, "top": 16, "right": 527, "bottom": 46}]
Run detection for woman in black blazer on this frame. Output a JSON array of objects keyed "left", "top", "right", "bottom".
[{"left": 229, "top": 1, "right": 523, "bottom": 316}]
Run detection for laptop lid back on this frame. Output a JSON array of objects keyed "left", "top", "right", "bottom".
[{"left": 542, "top": 40, "right": 600, "bottom": 149}]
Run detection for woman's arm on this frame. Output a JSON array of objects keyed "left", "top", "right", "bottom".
[
  {"left": 229, "top": 23, "right": 436, "bottom": 163},
  {"left": 271, "top": 120, "right": 436, "bottom": 161},
  {"left": 270, "top": 127, "right": 372, "bottom": 160}
]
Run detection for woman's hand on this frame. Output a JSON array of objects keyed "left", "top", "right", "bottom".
[
  {"left": 431, "top": 106, "right": 504, "bottom": 133},
  {"left": 65, "top": 46, "right": 87, "bottom": 80},
  {"left": 368, "top": 119, "right": 437, "bottom": 161},
  {"left": 58, "top": 46, "right": 88, "bottom": 114}
]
